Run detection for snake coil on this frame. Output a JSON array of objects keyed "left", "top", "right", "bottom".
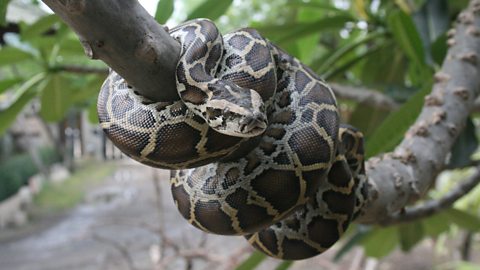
[{"left": 97, "top": 19, "right": 368, "bottom": 260}]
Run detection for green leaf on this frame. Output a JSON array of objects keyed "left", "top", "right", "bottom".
[
  {"left": 0, "top": 78, "right": 23, "bottom": 95},
  {"left": 0, "top": 90, "right": 36, "bottom": 135},
  {"left": 316, "top": 31, "right": 385, "bottom": 74},
  {"left": 275, "top": 15, "right": 354, "bottom": 46},
  {"left": 388, "top": 10, "right": 426, "bottom": 69},
  {"left": 456, "top": 262, "right": 480, "bottom": 270},
  {"left": 361, "top": 226, "right": 398, "bottom": 258},
  {"left": 444, "top": 208, "right": 480, "bottom": 232},
  {"left": 430, "top": 33, "right": 447, "bottom": 66},
  {"left": 0, "top": 47, "right": 35, "bottom": 67},
  {"left": 286, "top": 0, "right": 348, "bottom": 13},
  {"left": 275, "top": 261, "right": 293, "bottom": 270},
  {"left": 324, "top": 44, "right": 382, "bottom": 80},
  {"left": 398, "top": 221, "right": 425, "bottom": 251},
  {"left": 0, "top": 0, "right": 11, "bottom": 26},
  {"left": 87, "top": 99, "right": 99, "bottom": 124},
  {"left": 40, "top": 75, "right": 73, "bottom": 122},
  {"left": 422, "top": 212, "right": 451, "bottom": 237},
  {"left": 448, "top": 117, "right": 478, "bottom": 169},
  {"left": 334, "top": 226, "right": 371, "bottom": 261},
  {"left": 349, "top": 104, "right": 389, "bottom": 139},
  {"left": 360, "top": 42, "right": 407, "bottom": 86},
  {"left": 187, "top": 0, "right": 233, "bottom": 21},
  {"left": 58, "top": 37, "right": 85, "bottom": 56},
  {"left": 21, "top": 14, "right": 60, "bottom": 40},
  {"left": 365, "top": 81, "right": 432, "bottom": 157},
  {"left": 71, "top": 75, "right": 105, "bottom": 104},
  {"left": 155, "top": 0, "right": 174, "bottom": 24},
  {"left": 235, "top": 251, "right": 266, "bottom": 270}
]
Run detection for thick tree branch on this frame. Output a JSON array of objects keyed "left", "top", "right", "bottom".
[
  {"left": 357, "top": 0, "right": 480, "bottom": 223},
  {"left": 379, "top": 167, "right": 480, "bottom": 225},
  {"left": 41, "top": 0, "right": 180, "bottom": 101}
]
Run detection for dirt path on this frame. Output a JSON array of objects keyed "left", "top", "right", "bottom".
[
  {"left": 0, "top": 160, "right": 442, "bottom": 270},
  {"left": 0, "top": 161, "right": 248, "bottom": 270}
]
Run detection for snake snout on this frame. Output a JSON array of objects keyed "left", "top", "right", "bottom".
[{"left": 240, "top": 112, "right": 267, "bottom": 135}]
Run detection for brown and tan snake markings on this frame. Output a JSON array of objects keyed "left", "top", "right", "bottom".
[{"left": 97, "top": 18, "right": 367, "bottom": 260}]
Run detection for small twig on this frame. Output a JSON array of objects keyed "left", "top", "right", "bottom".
[
  {"left": 157, "top": 248, "right": 225, "bottom": 269},
  {"left": 460, "top": 231, "right": 474, "bottom": 261},
  {"left": 217, "top": 245, "right": 253, "bottom": 270},
  {"left": 55, "top": 65, "right": 108, "bottom": 75},
  {"left": 380, "top": 167, "right": 480, "bottom": 225},
  {"left": 91, "top": 232, "right": 137, "bottom": 270},
  {"left": 330, "top": 83, "right": 399, "bottom": 111}
]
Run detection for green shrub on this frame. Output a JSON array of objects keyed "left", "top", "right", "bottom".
[{"left": 0, "top": 147, "right": 62, "bottom": 201}]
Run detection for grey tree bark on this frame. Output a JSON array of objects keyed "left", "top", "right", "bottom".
[{"left": 42, "top": 0, "right": 180, "bottom": 101}]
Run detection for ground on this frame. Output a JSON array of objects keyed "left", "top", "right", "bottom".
[{"left": 0, "top": 160, "right": 466, "bottom": 270}]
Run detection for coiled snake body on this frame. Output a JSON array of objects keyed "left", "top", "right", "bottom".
[{"left": 98, "top": 19, "right": 367, "bottom": 260}]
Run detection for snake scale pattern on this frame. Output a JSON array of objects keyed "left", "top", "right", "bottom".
[{"left": 97, "top": 19, "right": 368, "bottom": 260}]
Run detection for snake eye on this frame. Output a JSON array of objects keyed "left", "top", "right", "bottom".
[{"left": 206, "top": 107, "right": 222, "bottom": 119}]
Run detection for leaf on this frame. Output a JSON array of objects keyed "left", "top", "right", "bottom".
[
  {"left": 334, "top": 226, "right": 371, "bottom": 261},
  {"left": 40, "top": 75, "right": 73, "bottom": 122},
  {"left": 155, "top": 0, "right": 174, "bottom": 24},
  {"left": 316, "top": 31, "right": 385, "bottom": 74},
  {"left": 0, "top": 76, "right": 45, "bottom": 136},
  {"left": 0, "top": 0, "right": 12, "bottom": 26},
  {"left": 187, "top": 0, "right": 233, "bottom": 21},
  {"left": 361, "top": 226, "right": 398, "bottom": 258},
  {"left": 58, "top": 37, "right": 85, "bottom": 56},
  {"left": 349, "top": 103, "right": 389, "bottom": 139},
  {"left": 448, "top": 117, "right": 478, "bottom": 169},
  {"left": 416, "top": 0, "right": 449, "bottom": 43},
  {"left": 71, "top": 75, "right": 105, "bottom": 104},
  {"left": 444, "top": 208, "right": 480, "bottom": 232},
  {"left": 21, "top": 14, "right": 60, "bottom": 40},
  {"left": 430, "top": 33, "right": 447, "bottom": 66},
  {"left": 353, "top": 0, "right": 369, "bottom": 20},
  {"left": 87, "top": 99, "right": 99, "bottom": 124},
  {"left": 388, "top": 10, "right": 426, "bottom": 69},
  {"left": 456, "top": 262, "right": 480, "bottom": 270},
  {"left": 235, "top": 251, "right": 266, "bottom": 270},
  {"left": 0, "top": 78, "right": 23, "bottom": 95},
  {"left": 422, "top": 212, "right": 451, "bottom": 237},
  {"left": 398, "top": 221, "right": 425, "bottom": 251},
  {"left": 360, "top": 42, "right": 407, "bottom": 86},
  {"left": 275, "top": 261, "right": 293, "bottom": 270},
  {"left": 286, "top": 0, "right": 348, "bottom": 13},
  {"left": 365, "top": 81, "right": 432, "bottom": 157},
  {"left": 0, "top": 47, "right": 35, "bottom": 67},
  {"left": 0, "top": 91, "right": 36, "bottom": 136},
  {"left": 277, "top": 15, "right": 354, "bottom": 45},
  {"left": 324, "top": 44, "right": 382, "bottom": 80}
]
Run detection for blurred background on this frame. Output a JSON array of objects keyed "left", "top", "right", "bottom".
[{"left": 0, "top": 0, "right": 479, "bottom": 269}]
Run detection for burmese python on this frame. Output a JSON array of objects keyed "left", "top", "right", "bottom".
[{"left": 97, "top": 19, "right": 367, "bottom": 260}]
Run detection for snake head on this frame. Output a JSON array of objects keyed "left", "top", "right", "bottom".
[{"left": 205, "top": 84, "right": 267, "bottom": 138}]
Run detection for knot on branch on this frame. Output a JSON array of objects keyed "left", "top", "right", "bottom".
[{"left": 459, "top": 52, "right": 479, "bottom": 66}]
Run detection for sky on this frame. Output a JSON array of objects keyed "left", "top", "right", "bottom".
[{"left": 40, "top": 1, "right": 158, "bottom": 16}]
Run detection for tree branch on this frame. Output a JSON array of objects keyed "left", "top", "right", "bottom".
[
  {"left": 41, "top": 0, "right": 180, "bottom": 101},
  {"left": 379, "top": 166, "right": 480, "bottom": 225},
  {"left": 357, "top": 0, "right": 480, "bottom": 223},
  {"left": 330, "top": 83, "right": 399, "bottom": 111},
  {"left": 54, "top": 65, "right": 108, "bottom": 75}
]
